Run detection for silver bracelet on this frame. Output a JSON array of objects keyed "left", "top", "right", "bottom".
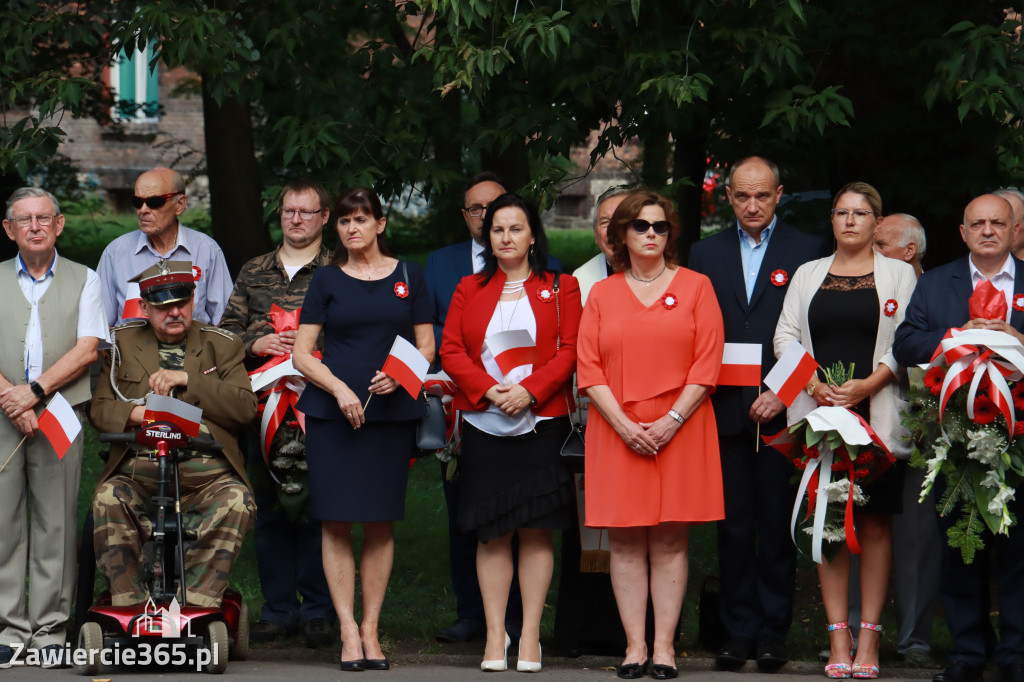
[{"left": 667, "top": 409, "right": 685, "bottom": 425}]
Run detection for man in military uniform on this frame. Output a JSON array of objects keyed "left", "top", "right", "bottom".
[
  {"left": 91, "top": 260, "right": 257, "bottom": 608},
  {"left": 220, "top": 179, "right": 335, "bottom": 646}
]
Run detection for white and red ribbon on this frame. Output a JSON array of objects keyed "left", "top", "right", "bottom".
[{"left": 929, "top": 329, "right": 1024, "bottom": 439}]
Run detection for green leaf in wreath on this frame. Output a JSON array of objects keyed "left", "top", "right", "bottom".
[
  {"left": 968, "top": 460, "right": 1003, "bottom": 535},
  {"left": 947, "top": 509, "right": 986, "bottom": 564},
  {"left": 846, "top": 443, "right": 860, "bottom": 459},
  {"left": 805, "top": 427, "right": 824, "bottom": 447}
]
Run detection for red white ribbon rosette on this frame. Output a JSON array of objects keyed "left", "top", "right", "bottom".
[
  {"left": 770, "top": 269, "right": 788, "bottom": 286},
  {"left": 929, "top": 329, "right": 1024, "bottom": 439},
  {"left": 883, "top": 299, "right": 898, "bottom": 317},
  {"left": 1014, "top": 295, "right": 1024, "bottom": 312},
  {"left": 536, "top": 287, "right": 554, "bottom": 303}
]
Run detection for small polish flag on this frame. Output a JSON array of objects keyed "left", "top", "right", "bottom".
[
  {"left": 424, "top": 370, "right": 458, "bottom": 397},
  {"left": 37, "top": 392, "right": 82, "bottom": 459},
  {"left": 382, "top": 335, "right": 430, "bottom": 399},
  {"left": 484, "top": 329, "right": 539, "bottom": 377},
  {"left": 122, "top": 282, "right": 146, "bottom": 321},
  {"left": 764, "top": 341, "right": 819, "bottom": 407},
  {"left": 718, "top": 343, "right": 762, "bottom": 387},
  {"left": 144, "top": 394, "right": 203, "bottom": 438}
]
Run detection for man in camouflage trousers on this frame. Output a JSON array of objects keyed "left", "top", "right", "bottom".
[
  {"left": 91, "top": 259, "right": 257, "bottom": 608},
  {"left": 220, "top": 179, "right": 335, "bottom": 647}
]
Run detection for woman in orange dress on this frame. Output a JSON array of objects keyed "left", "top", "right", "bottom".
[{"left": 577, "top": 190, "right": 725, "bottom": 680}]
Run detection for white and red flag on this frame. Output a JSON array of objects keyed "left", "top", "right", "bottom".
[
  {"left": 424, "top": 370, "right": 458, "bottom": 398},
  {"left": 37, "top": 392, "right": 82, "bottom": 459},
  {"left": 764, "top": 341, "right": 819, "bottom": 407},
  {"left": 121, "top": 282, "right": 146, "bottom": 321},
  {"left": 718, "top": 343, "right": 762, "bottom": 387},
  {"left": 382, "top": 335, "right": 430, "bottom": 399},
  {"left": 144, "top": 394, "right": 203, "bottom": 438},
  {"left": 484, "top": 329, "right": 539, "bottom": 377}
]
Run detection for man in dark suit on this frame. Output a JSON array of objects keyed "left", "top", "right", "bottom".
[
  {"left": 689, "top": 156, "right": 827, "bottom": 672},
  {"left": 425, "top": 174, "right": 563, "bottom": 643},
  {"left": 894, "top": 194, "right": 1024, "bottom": 682}
]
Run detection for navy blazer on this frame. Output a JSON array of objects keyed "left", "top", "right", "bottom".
[
  {"left": 424, "top": 239, "right": 562, "bottom": 354},
  {"left": 893, "top": 255, "right": 1024, "bottom": 366},
  {"left": 688, "top": 221, "right": 828, "bottom": 437}
]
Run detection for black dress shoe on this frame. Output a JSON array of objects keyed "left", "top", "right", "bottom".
[
  {"left": 251, "top": 619, "right": 297, "bottom": 643},
  {"left": 1001, "top": 657, "right": 1024, "bottom": 682},
  {"left": 716, "top": 637, "right": 755, "bottom": 670},
  {"left": 364, "top": 658, "right": 389, "bottom": 671},
  {"left": 650, "top": 663, "right": 679, "bottom": 680},
  {"left": 615, "top": 658, "right": 649, "bottom": 679},
  {"left": 756, "top": 636, "right": 789, "bottom": 672},
  {"left": 434, "top": 619, "right": 484, "bottom": 643},
  {"left": 340, "top": 658, "right": 366, "bottom": 672},
  {"left": 933, "top": 661, "right": 984, "bottom": 682}
]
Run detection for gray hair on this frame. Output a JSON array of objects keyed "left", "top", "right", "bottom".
[
  {"left": 886, "top": 213, "right": 927, "bottom": 259},
  {"left": 5, "top": 187, "right": 61, "bottom": 221},
  {"left": 594, "top": 188, "right": 632, "bottom": 225},
  {"left": 994, "top": 187, "right": 1024, "bottom": 215}
]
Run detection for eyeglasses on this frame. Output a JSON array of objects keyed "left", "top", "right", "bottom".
[
  {"left": 630, "top": 219, "right": 671, "bottom": 235},
  {"left": 463, "top": 204, "right": 489, "bottom": 218},
  {"left": 11, "top": 214, "right": 57, "bottom": 228},
  {"left": 132, "top": 193, "right": 182, "bottom": 210},
  {"left": 280, "top": 208, "right": 323, "bottom": 220},
  {"left": 830, "top": 208, "right": 875, "bottom": 220}
]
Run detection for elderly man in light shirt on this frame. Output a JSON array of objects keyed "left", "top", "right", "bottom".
[{"left": 97, "top": 166, "right": 232, "bottom": 326}]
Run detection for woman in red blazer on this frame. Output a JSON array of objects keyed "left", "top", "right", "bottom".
[{"left": 441, "top": 193, "right": 582, "bottom": 673}]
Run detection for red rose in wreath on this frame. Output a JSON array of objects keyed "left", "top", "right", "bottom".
[
  {"left": 1014, "top": 295, "right": 1024, "bottom": 312},
  {"left": 394, "top": 282, "right": 409, "bottom": 298},
  {"left": 662, "top": 292, "right": 678, "bottom": 310},
  {"left": 883, "top": 299, "right": 898, "bottom": 317},
  {"left": 536, "top": 288, "right": 554, "bottom": 303},
  {"left": 770, "top": 269, "right": 788, "bottom": 287}
]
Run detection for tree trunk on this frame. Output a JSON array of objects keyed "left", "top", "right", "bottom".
[{"left": 201, "top": 77, "right": 271, "bottom": 277}]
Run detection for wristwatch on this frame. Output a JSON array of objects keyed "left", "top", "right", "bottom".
[
  {"left": 30, "top": 381, "right": 46, "bottom": 399},
  {"left": 667, "top": 409, "right": 686, "bottom": 425},
  {"left": 806, "top": 379, "right": 819, "bottom": 396}
]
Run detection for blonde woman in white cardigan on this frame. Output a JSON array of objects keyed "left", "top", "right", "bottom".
[{"left": 773, "top": 182, "right": 917, "bottom": 680}]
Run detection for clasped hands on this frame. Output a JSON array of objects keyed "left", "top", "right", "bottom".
[
  {"left": 2, "top": 384, "right": 43, "bottom": 435},
  {"left": 252, "top": 329, "right": 297, "bottom": 357},
  {"left": 334, "top": 371, "right": 399, "bottom": 429},
  {"left": 484, "top": 383, "right": 534, "bottom": 417},
  {"left": 810, "top": 378, "right": 871, "bottom": 408},
  {"left": 618, "top": 414, "right": 681, "bottom": 456}
]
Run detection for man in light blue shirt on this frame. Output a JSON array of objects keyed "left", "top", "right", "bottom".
[{"left": 97, "top": 167, "right": 232, "bottom": 326}]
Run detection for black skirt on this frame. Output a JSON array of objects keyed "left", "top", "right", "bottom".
[{"left": 458, "top": 417, "right": 574, "bottom": 542}]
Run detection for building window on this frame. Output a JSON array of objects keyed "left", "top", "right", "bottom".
[{"left": 111, "top": 43, "right": 159, "bottom": 122}]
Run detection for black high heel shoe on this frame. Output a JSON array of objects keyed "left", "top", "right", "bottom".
[
  {"left": 650, "top": 662, "right": 679, "bottom": 680},
  {"left": 616, "top": 658, "right": 649, "bottom": 679},
  {"left": 340, "top": 658, "right": 365, "bottom": 672},
  {"left": 363, "top": 658, "right": 389, "bottom": 671}
]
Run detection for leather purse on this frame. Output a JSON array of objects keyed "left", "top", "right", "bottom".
[
  {"left": 554, "top": 275, "right": 587, "bottom": 466},
  {"left": 415, "top": 391, "right": 447, "bottom": 451}
]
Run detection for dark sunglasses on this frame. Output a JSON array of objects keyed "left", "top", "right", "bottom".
[
  {"left": 132, "top": 192, "right": 182, "bottom": 210},
  {"left": 631, "top": 219, "right": 671, "bottom": 236}
]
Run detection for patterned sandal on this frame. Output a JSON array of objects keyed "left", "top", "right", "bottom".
[
  {"left": 825, "top": 622, "right": 853, "bottom": 679},
  {"left": 851, "top": 622, "right": 882, "bottom": 679}
]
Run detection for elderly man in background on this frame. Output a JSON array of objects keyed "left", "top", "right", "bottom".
[
  {"left": 894, "top": 195, "right": 1024, "bottom": 682},
  {"left": 573, "top": 188, "right": 628, "bottom": 300},
  {"left": 996, "top": 188, "right": 1024, "bottom": 261},
  {"left": 91, "top": 260, "right": 256, "bottom": 610},
  {"left": 875, "top": 213, "right": 926, "bottom": 275},
  {"left": 97, "top": 166, "right": 232, "bottom": 326},
  {"left": 220, "top": 179, "right": 335, "bottom": 647},
  {"left": 0, "top": 188, "right": 109, "bottom": 668}
]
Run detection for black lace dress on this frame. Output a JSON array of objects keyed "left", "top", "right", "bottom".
[{"left": 808, "top": 272, "right": 904, "bottom": 515}]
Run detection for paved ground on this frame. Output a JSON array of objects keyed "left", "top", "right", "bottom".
[{"left": 1, "top": 647, "right": 982, "bottom": 681}]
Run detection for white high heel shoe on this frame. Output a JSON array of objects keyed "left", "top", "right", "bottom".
[
  {"left": 517, "top": 642, "right": 542, "bottom": 672},
  {"left": 481, "top": 632, "right": 511, "bottom": 672}
]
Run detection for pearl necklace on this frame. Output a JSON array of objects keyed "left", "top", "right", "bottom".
[{"left": 628, "top": 264, "right": 666, "bottom": 285}]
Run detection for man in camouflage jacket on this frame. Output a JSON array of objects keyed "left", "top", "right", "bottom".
[
  {"left": 90, "top": 260, "right": 257, "bottom": 608},
  {"left": 219, "top": 179, "right": 335, "bottom": 646}
]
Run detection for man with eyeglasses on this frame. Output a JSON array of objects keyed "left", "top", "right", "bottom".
[
  {"left": 97, "top": 166, "right": 232, "bottom": 326},
  {"left": 688, "top": 156, "right": 827, "bottom": 672},
  {"left": 219, "top": 179, "right": 335, "bottom": 648},
  {"left": 0, "top": 187, "right": 110, "bottom": 669},
  {"left": 895, "top": 195, "right": 1024, "bottom": 682}
]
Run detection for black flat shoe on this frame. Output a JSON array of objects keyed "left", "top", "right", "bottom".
[
  {"left": 650, "top": 663, "right": 679, "bottom": 680},
  {"left": 364, "top": 658, "right": 390, "bottom": 671},
  {"left": 616, "top": 658, "right": 649, "bottom": 680},
  {"left": 340, "top": 658, "right": 366, "bottom": 672}
]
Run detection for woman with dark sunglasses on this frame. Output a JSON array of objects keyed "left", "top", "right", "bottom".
[{"left": 577, "top": 190, "right": 725, "bottom": 680}]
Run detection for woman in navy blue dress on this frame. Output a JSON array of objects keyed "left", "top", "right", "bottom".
[{"left": 293, "top": 188, "right": 433, "bottom": 672}]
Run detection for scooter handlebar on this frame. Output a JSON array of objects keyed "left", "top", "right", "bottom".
[
  {"left": 187, "top": 436, "right": 223, "bottom": 453},
  {"left": 98, "top": 432, "right": 138, "bottom": 444}
]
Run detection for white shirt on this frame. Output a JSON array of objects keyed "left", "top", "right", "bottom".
[
  {"left": 968, "top": 253, "right": 1015, "bottom": 322},
  {"left": 471, "top": 240, "right": 486, "bottom": 274},
  {"left": 16, "top": 252, "right": 111, "bottom": 383},
  {"left": 464, "top": 298, "right": 552, "bottom": 436}
]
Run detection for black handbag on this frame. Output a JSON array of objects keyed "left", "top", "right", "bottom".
[
  {"left": 554, "top": 275, "right": 587, "bottom": 463},
  {"left": 415, "top": 391, "right": 447, "bottom": 451},
  {"left": 396, "top": 261, "right": 448, "bottom": 453}
]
